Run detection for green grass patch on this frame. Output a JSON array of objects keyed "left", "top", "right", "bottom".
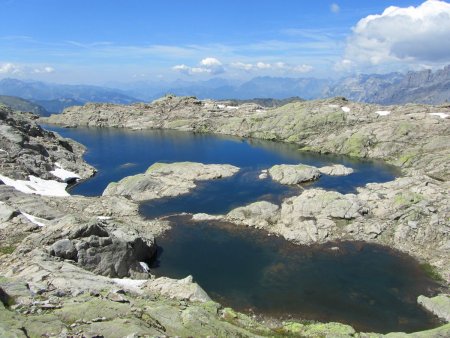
[
  {"left": 393, "top": 192, "right": 423, "bottom": 207},
  {"left": 0, "top": 246, "right": 15, "bottom": 255}
]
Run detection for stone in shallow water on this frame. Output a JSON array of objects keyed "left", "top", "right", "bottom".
[
  {"left": 418, "top": 294, "right": 450, "bottom": 322},
  {"left": 102, "top": 162, "right": 239, "bottom": 201},
  {"left": 319, "top": 164, "right": 354, "bottom": 176},
  {"left": 268, "top": 164, "right": 321, "bottom": 185}
]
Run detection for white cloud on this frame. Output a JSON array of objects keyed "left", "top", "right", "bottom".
[
  {"left": 341, "top": 0, "right": 450, "bottom": 70},
  {"left": 191, "top": 67, "right": 211, "bottom": 74},
  {"left": 331, "top": 3, "right": 340, "bottom": 14},
  {"left": 200, "top": 57, "right": 222, "bottom": 67},
  {"left": 0, "top": 62, "right": 55, "bottom": 76},
  {"left": 0, "top": 62, "right": 21, "bottom": 74},
  {"left": 33, "top": 66, "right": 55, "bottom": 74},
  {"left": 172, "top": 57, "right": 224, "bottom": 75},
  {"left": 172, "top": 64, "right": 191, "bottom": 74},
  {"left": 256, "top": 62, "right": 272, "bottom": 69}
]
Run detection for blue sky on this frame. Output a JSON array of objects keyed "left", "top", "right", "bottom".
[{"left": 1, "top": 0, "right": 449, "bottom": 84}]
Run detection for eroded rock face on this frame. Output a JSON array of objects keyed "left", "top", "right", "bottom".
[
  {"left": 268, "top": 164, "right": 321, "bottom": 185},
  {"left": 51, "top": 239, "right": 77, "bottom": 260},
  {"left": 227, "top": 201, "right": 280, "bottom": 228},
  {"left": 43, "top": 220, "right": 157, "bottom": 278},
  {"left": 280, "top": 190, "right": 366, "bottom": 220},
  {"left": 103, "top": 162, "right": 239, "bottom": 201},
  {"left": 144, "top": 275, "right": 211, "bottom": 303},
  {"left": 225, "top": 189, "right": 367, "bottom": 245},
  {"left": 0, "top": 105, "right": 95, "bottom": 181}
]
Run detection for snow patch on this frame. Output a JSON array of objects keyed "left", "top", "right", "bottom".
[
  {"left": 375, "top": 110, "right": 391, "bottom": 116},
  {"left": 21, "top": 211, "right": 46, "bottom": 227},
  {"left": 217, "top": 104, "right": 225, "bottom": 109},
  {"left": 97, "top": 216, "right": 112, "bottom": 220},
  {"left": 328, "top": 104, "right": 339, "bottom": 108},
  {"left": 341, "top": 106, "right": 351, "bottom": 113},
  {"left": 112, "top": 278, "right": 147, "bottom": 289},
  {"left": 0, "top": 174, "right": 69, "bottom": 197},
  {"left": 50, "top": 163, "right": 80, "bottom": 182},
  {"left": 429, "top": 112, "right": 449, "bottom": 119},
  {"left": 226, "top": 106, "right": 239, "bottom": 110},
  {"left": 139, "top": 262, "right": 150, "bottom": 273}
]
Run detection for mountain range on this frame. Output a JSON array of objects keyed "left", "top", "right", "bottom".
[
  {"left": 0, "top": 78, "right": 138, "bottom": 113},
  {"left": 0, "top": 64, "right": 449, "bottom": 114}
]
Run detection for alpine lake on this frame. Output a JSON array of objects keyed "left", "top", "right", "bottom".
[{"left": 46, "top": 126, "right": 443, "bottom": 333}]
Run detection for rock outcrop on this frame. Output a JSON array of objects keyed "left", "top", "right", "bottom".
[
  {"left": 418, "top": 294, "right": 450, "bottom": 322},
  {"left": 319, "top": 164, "right": 354, "bottom": 176},
  {"left": 268, "top": 164, "right": 321, "bottom": 185},
  {"left": 103, "top": 162, "right": 239, "bottom": 201},
  {"left": 44, "top": 96, "right": 449, "bottom": 180},
  {"left": 225, "top": 189, "right": 367, "bottom": 244},
  {"left": 1, "top": 105, "right": 95, "bottom": 181},
  {"left": 221, "top": 174, "right": 450, "bottom": 279}
]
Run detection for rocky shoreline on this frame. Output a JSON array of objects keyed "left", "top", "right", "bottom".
[
  {"left": 44, "top": 95, "right": 449, "bottom": 180},
  {"left": 43, "top": 95, "right": 450, "bottom": 275},
  {"left": 1, "top": 98, "right": 449, "bottom": 336}
]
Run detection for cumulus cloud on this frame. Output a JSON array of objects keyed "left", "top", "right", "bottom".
[
  {"left": 0, "top": 62, "right": 21, "bottom": 74},
  {"left": 341, "top": 0, "right": 450, "bottom": 69},
  {"left": 256, "top": 62, "right": 272, "bottom": 69},
  {"left": 173, "top": 58, "right": 313, "bottom": 76},
  {"left": 173, "top": 57, "right": 224, "bottom": 75},
  {"left": 330, "top": 3, "right": 340, "bottom": 14},
  {"left": 0, "top": 62, "right": 55, "bottom": 76},
  {"left": 200, "top": 57, "right": 222, "bottom": 68}
]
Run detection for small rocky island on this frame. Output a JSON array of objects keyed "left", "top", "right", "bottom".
[{"left": 1, "top": 96, "right": 450, "bottom": 337}]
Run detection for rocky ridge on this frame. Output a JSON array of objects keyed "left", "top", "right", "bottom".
[
  {"left": 1, "top": 104, "right": 94, "bottom": 181},
  {"left": 44, "top": 95, "right": 449, "bottom": 180}
]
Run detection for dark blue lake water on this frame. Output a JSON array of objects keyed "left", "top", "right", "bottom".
[
  {"left": 46, "top": 126, "right": 398, "bottom": 217},
  {"left": 44, "top": 126, "right": 441, "bottom": 333}
]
